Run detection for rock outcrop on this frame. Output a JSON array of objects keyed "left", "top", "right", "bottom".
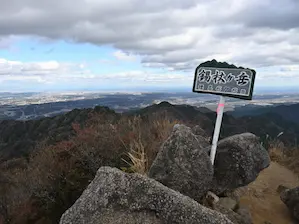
[
  {"left": 280, "top": 186, "right": 299, "bottom": 221},
  {"left": 60, "top": 166, "right": 233, "bottom": 224},
  {"left": 149, "top": 127, "right": 270, "bottom": 198},
  {"left": 209, "top": 133, "right": 270, "bottom": 194},
  {"left": 59, "top": 125, "right": 271, "bottom": 224},
  {"left": 148, "top": 124, "right": 213, "bottom": 201}
]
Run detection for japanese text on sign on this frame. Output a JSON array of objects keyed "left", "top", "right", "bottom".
[{"left": 193, "top": 67, "right": 255, "bottom": 100}]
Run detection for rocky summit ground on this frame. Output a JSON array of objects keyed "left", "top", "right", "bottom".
[{"left": 239, "top": 162, "right": 299, "bottom": 224}]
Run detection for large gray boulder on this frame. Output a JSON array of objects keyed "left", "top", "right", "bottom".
[
  {"left": 60, "top": 166, "right": 233, "bottom": 224},
  {"left": 280, "top": 186, "right": 299, "bottom": 221},
  {"left": 148, "top": 124, "right": 213, "bottom": 201},
  {"left": 210, "top": 133, "right": 270, "bottom": 194}
]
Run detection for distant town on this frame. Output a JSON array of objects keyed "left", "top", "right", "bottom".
[{"left": 0, "top": 89, "right": 299, "bottom": 121}]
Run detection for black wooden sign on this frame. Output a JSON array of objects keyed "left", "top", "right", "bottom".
[{"left": 193, "top": 66, "right": 256, "bottom": 100}]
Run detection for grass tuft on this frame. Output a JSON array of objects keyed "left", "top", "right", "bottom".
[{"left": 268, "top": 140, "right": 299, "bottom": 175}]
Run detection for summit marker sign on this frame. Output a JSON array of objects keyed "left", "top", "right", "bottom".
[
  {"left": 192, "top": 61, "right": 256, "bottom": 165},
  {"left": 193, "top": 67, "right": 255, "bottom": 100}
]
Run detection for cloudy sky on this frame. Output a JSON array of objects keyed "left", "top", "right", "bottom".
[{"left": 0, "top": 0, "right": 298, "bottom": 92}]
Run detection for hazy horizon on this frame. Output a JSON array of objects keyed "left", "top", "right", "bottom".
[{"left": 0, "top": 85, "right": 298, "bottom": 95}]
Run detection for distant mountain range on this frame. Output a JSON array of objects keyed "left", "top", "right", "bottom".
[
  {"left": 132, "top": 102, "right": 299, "bottom": 145},
  {"left": 0, "top": 102, "right": 298, "bottom": 161},
  {"left": 0, "top": 91, "right": 299, "bottom": 121},
  {"left": 228, "top": 103, "right": 299, "bottom": 124}
]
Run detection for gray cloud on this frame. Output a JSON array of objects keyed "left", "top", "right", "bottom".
[
  {"left": 236, "top": 0, "right": 299, "bottom": 30},
  {"left": 0, "top": 0, "right": 299, "bottom": 70}
]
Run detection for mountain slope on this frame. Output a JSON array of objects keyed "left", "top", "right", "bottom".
[
  {"left": 0, "top": 101, "right": 298, "bottom": 224},
  {"left": 229, "top": 103, "right": 299, "bottom": 124},
  {"left": 0, "top": 102, "right": 298, "bottom": 161},
  {"left": 0, "top": 106, "right": 117, "bottom": 161},
  {"left": 132, "top": 102, "right": 299, "bottom": 146}
]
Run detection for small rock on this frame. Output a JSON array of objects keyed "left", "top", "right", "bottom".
[
  {"left": 203, "top": 191, "right": 220, "bottom": 209},
  {"left": 149, "top": 124, "right": 213, "bottom": 201},
  {"left": 217, "top": 197, "right": 239, "bottom": 211},
  {"left": 277, "top": 184, "right": 289, "bottom": 194},
  {"left": 60, "top": 166, "right": 233, "bottom": 224},
  {"left": 280, "top": 186, "right": 299, "bottom": 221}
]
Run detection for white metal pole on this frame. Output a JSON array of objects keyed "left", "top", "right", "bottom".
[{"left": 210, "top": 96, "right": 225, "bottom": 165}]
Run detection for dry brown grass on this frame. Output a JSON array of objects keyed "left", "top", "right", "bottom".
[
  {"left": 268, "top": 147, "right": 286, "bottom": 163},
  {"left": 0, "top": 112, "right": 179, "bottom": 223},
  {"left": 113, "top": 114, "right": 179, "bottom": 174},
  {"left": 123, "top": 139, "right": 147, "bottom": 175},
  {"left": 269, "top": 145, "right": 299, "bottom": 175}
]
